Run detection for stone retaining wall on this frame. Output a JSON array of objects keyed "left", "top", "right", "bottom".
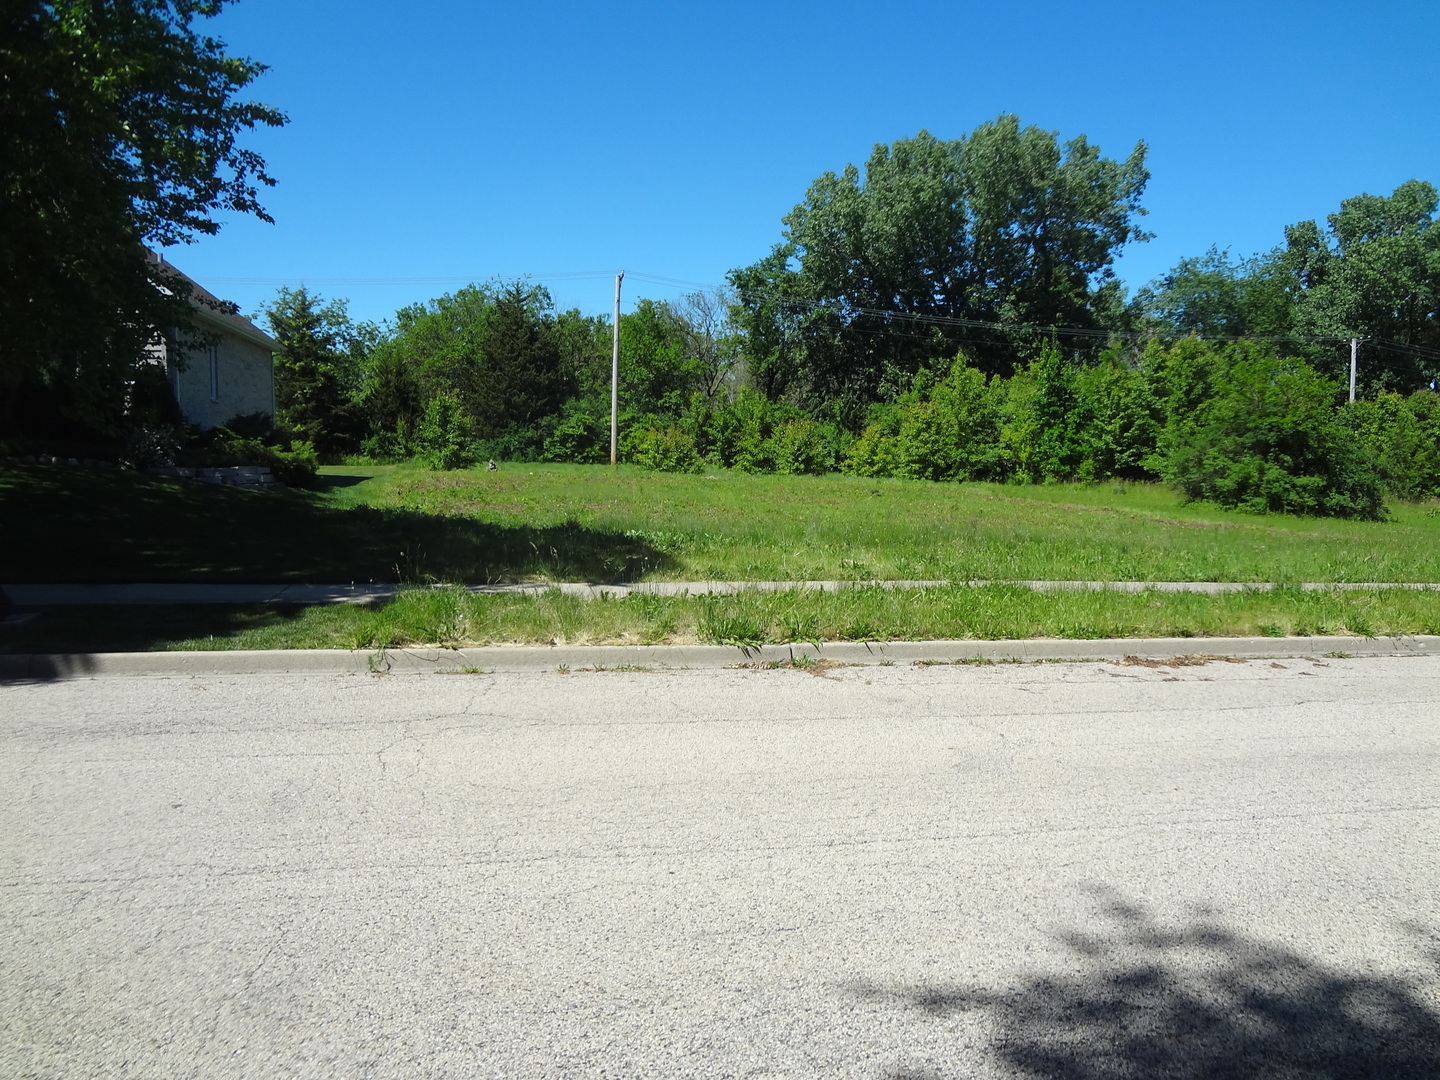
[
  {"left": 4, "top": 456, "right": 280, "bottom": 487},
  {"left": 147, "top": 465, "right": 278, "bottom": 488}
]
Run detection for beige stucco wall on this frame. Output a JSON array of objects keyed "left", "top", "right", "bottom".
[{"left": 168, "top": 332, "right": 275, "bottom": 430}]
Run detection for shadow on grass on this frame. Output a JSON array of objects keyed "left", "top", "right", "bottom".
[
  {"left": 310, "top": 472, "right": 373, "bottom": 493},
  {"left": 0, "top": 465, "right": 671, "bottom": 584},
  {"left": 0, "top": 604, "right": 328, "bottom": 662},
  {"left": 855, "top": 887, "right": 1440, "bottom": 1080}
]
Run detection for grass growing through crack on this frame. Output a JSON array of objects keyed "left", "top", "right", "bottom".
[{"left": 7, "top": 584, "right": 1439, "bottom": 652}]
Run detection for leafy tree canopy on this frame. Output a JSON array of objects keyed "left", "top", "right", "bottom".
[
  {"left": 1282, "top": 180, "right": 1440, "bottom": 390},
  {"left": 1137, "top": 247, "right": 1293, "bottom": 340},
  {"left": 1143, "top": 181, "right": 1440, "bottom": 393},
  {"left": 729, "top": 115, "right": 1151, "bottom": 417},
  {"left": 377, "top": 282, "right": 577, "bottom": 441},
  {"left": 0, "top": 0, "right": 285, "bottom": 435}
]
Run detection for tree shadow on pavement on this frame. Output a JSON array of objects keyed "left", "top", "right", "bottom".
[{"left": 854, "top": 888, "right": 1440, "bottom": 1080}]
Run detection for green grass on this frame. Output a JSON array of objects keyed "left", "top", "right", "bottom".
[
  {"left": 6, "top": 461, "right": 1440, "bottom": 585},
  {"left": 6, "top": 584, "right": 1438, "bottom": 653}
]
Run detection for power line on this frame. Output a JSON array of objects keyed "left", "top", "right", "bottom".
[
  {"left": 626, "top": 269, "right": 1381, "bottom": 348},
  {"left": 200, "top": 271, "right": 618, "bottom": 286},
  {"left": 200, "top": 265, "right": 1440, "bottom": 364},
  {"left": 1370, "top": 337, "right": 1440, "bottom": 361}
]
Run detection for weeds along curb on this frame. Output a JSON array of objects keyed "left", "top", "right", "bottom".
[{"left": 3, "top": 635, "right": 1438, "bottom": 680}]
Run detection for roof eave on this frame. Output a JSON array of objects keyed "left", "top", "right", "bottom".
[{"left": 190, "top": 303, "right": 283, "bottom": 354}]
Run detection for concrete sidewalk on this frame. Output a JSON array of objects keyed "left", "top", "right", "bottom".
[
  {"left": 3, "top": 633, "right": 1437, "bottom": 679},
  {"left": 5, "top": 579, "right": 1440, "bottom": 605}
]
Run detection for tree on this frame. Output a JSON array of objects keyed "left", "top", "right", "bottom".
[
  {"left": 1281, "top": 180, "right": 1440, "bottom": 392},
  {"left": 0, "top": 0, "right": 285, "bottom": 436},
  {"left": 616, "top": 299, "right": 705, "bottom": 418},
  {"left": 377, "top": 281, "right": 572, "bottom": 443},
  {"left": 730, "top": 116, "right": 1151, "bottom": 418},
  {"left": 1138, "top": 247, "right": 1293, "bottom": 340},
  {"left": 666, "top": 288, "right": 741, "bottom": 401},
  {"left": 262, "top": 286, "right": 365, "bottom": 453},
  {"left": 727, "top": 247, "right": 807, "bottom": 401},
  {"left": 463, "top": 283, "right": 571, "bottom": 437},
  {"left": 1146, "top": 182, "right": 1440, "bottom": 393},
  {"left": 355, "top": 336, "right": 423, "bottom": 459}
]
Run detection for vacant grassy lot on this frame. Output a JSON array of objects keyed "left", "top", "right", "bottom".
[
  {"left": 6, "top": 461, "right": 1440, "bottom": 584},
  {"left": 6, "top": 462, "right": 1439, "bottom": 650}
]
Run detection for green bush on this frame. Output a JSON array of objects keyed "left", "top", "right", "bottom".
[
  {"left": 1342, "top": 390, "right": 1440, "bottom": 501},
  {"left": 540, "top": 402, "right": 607, "bottom": 464},
  {"left": 270, "top": 440, "right": 319, "bottom": 487},
  {"left": 720, "top": 389, "right": 778, "bottom": 472},
  {"left": 844, "top": 358, "right": 1001, "bottom": 481},
  {"left": 622, "top": 425, "right": 704, "bottom": 473},
  {"left": 1072, "top": 357, "right": 1163, "bottom": 480},
  {"left": 1025, "top": 344, "right": 1090, "bottom": 481},
  {"left": 180, "top": 425, "right": 319, "bottom": 487},
  {"left": 123, "top": 424, "right": 184, "bottom": 468},
  {"left": 472, "top": 419, "right": 553, "bottom": 464},
  {"left": 1159, "top": 343, "right": 1385, "bottom": 520},
  {"left": 770, "top": 418, "right": 830, "bottom": 475},
  {"left": 415, "top": 392, "right": 477, "bottom": 471},
  {"left": 219, "top": 411, "right": 276, "bottom": 441},
  {"left": 843, "top": 411, "right": 902, "bottom": 478},
  {"left": 358, "top": 422, "right": 410, "bottom": 463}
]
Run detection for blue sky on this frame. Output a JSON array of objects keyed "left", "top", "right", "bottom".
[{"left": 182, "top": 0, "right": 1440, "bottom": 328}]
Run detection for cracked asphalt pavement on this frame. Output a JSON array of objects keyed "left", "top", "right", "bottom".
[{"left": 3, "top": 656, "right": 1439, "bottom": 1078}]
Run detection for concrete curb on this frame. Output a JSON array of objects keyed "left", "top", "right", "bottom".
[{"left": 3, "top": 635, "right": 1436, "bottom": 680}]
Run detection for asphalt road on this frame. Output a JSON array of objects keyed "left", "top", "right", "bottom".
[{"left": 3, "top": 657, "right": 1439, "bottom": 1079}]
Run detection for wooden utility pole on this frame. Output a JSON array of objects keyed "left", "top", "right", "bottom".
[
  {"left": 611, "top": 271, "right": 624, "bottom": 466},
  {"left": 1349, "top": 337, "right": 1358, "bottom": 403}
]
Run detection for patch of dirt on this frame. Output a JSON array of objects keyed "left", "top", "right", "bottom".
[
  {"left": 1119, "top": 653, "right": 1249, "bottom": 668},
  {"left": 732, "top": 657, "right": 850, "bottom": 678}
]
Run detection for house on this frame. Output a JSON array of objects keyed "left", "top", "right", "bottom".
[{"left": 149, "top": 252, "right": 280, "bottom": 430}]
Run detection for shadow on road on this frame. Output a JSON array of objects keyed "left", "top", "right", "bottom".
[
  {"left": 856, "top": 888, "right": 1440, "bottom": 1079},
  {"left": 0, "top": 650, "right": 99, "bottom": 683}
]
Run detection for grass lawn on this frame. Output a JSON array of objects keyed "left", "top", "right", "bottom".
[
  {"left": 5, "top": 461, "right": 1439, "bottom": 650},
  {"left": 6, "top": 461, "right": 1440, "bottom": 584},
  {"left": 7, "top": 584, "right": 1439, "bottom": 653}
]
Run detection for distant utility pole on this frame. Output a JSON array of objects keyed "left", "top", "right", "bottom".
[
  {"left": 1349, "top": 337, "right": 1359, "bottom": 403},
  {"left": 611, "top": 271, "right": 624, "bottom": 466}
]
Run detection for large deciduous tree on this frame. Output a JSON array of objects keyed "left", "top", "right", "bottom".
[
  {"left": 1137, "top": 247, "right": 1293, "bottom": 340},
  {"left": 729, "top": 116, "right": 1151, "bottom": 419},
  {"left": 0, "top": 0, "right": 286, "bottom": 436},
  {"left": 1141, "top": 181, "right": 1440, "bottom": 393},
  {"left": 1281, "top": 180, "right": 1440, "bottom": 391}
]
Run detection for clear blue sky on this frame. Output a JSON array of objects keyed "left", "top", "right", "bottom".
[{"left": 181, "top": 0, "right": 1440, "bottom": 328}]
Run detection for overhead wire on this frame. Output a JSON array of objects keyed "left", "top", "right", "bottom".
[
  {"left": 200, "top": 270, "right": 619, "bottom": 286},
  {"left": 200, "top": 265, "right": 1437, "bottom": 362}
]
